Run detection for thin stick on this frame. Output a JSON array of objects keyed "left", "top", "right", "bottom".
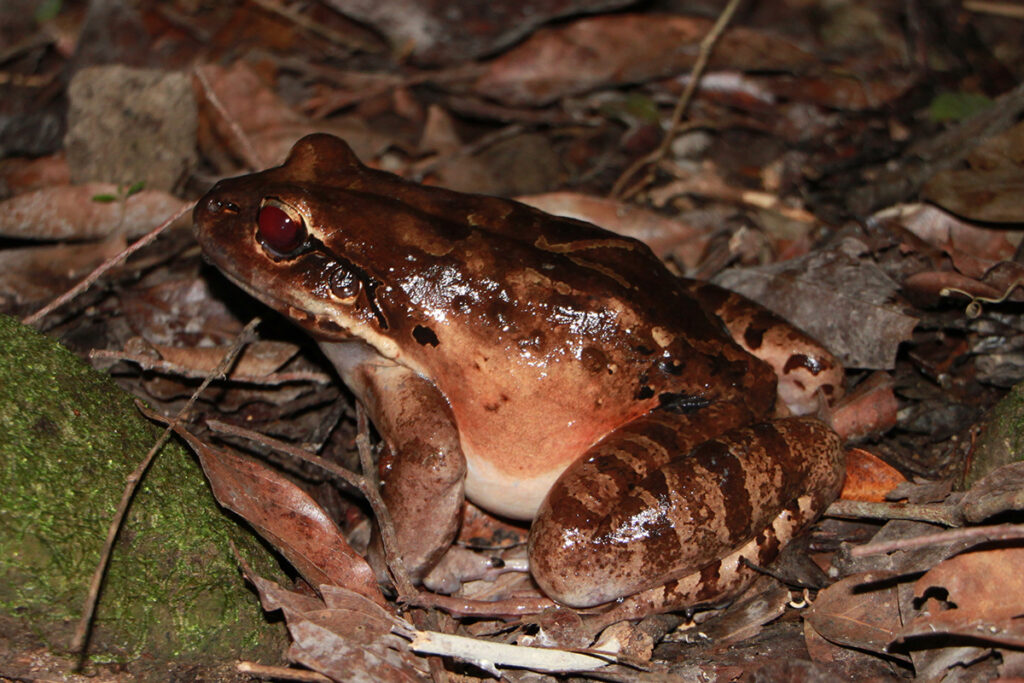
[
  {"left": 206, "top": 418, "right": 366, "bottom": 492},
  {"left": 22, "top": 203, "right": 193, "bottom": 328},
  {"left": 90, "top": 349, "right": 331, "bottom": 386},
  {"left": 193, "top": 65, "right": 266, "bottom": 170},
  {"left": 963, "top": 1, "right": 1024, "bottom": 19},
  {"left": 826, "top": 499, "right": 964, "bottom": 528},
  {"left": 71, "top": 318, "right": 261, "bottom": 658},
  {"left": 850, "top": 523, "right": 1024, "bottom": 557},
  {"left": 610, "top": 0, "right": 743, "bottom": 199},
  {"left": 353, "top": 406, "right": 418, "bottom": 600},
  {"left": 237, "top": 661, "right": 332, "bottom": 682}
]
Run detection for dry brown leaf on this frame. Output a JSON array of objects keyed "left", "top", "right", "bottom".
[
  {"left": 323, "top": 0, "right": 634, "bottom": 65},
  {"left": 923, "top": 120, "right": 1024, "bottom": 223},
  {"left": 195, "top": 62, "right": 385, "bottom": 169},
  {"left": 714, "top": 242, "right": 918, "bottom": 370},
  {"left": 763, "top": 71, "right": 915, "bottom": 111},
  {"left": 471, "top": 14, "right": 816, "bottom": 107},
  {"left": 518, "top": 192, "right": 708, "bottom": 266},
  {"left": 896, "top": 203, "right": 1022, "bottom": 276},
  {"left": 960, "top": 461, "right": 1024, "bottom": 524},
  {"left": 152, "top": 340, "right": 300, "bottom": 377},
  {"left": 804, "top": 571, "right": 909, "bottom": 660},
  {"left": 0, "top": 183, "right": 187, "bottom": 240},
  {"left": 177, "top": 429, "right": 385, "bottom": 605},
  {"left": 0, "top": 239, "right": 126, "bottom": 307},
  {"left": 904, "top": 547, "right": 1024, "bottom": 646},
  {"left": 245, "top": 571, "right": 425, "bottom": 682},
  {"left": 0, "top": 152, "right": 70, "bottom": 194}
]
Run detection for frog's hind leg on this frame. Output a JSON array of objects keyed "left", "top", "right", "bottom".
[
  {"left": 528, "top": 413, "right": 843, "bottom": 610},
  {"left": 680, "top": 279, "right": 844, "bottom": 415}
]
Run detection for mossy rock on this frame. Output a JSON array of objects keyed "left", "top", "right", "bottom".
[
  {"left": 964, "top": 381, "right": 1024, "bottom": 489},
  {"left": 0, "top": 314, "right": 289, "bottom": 664}
]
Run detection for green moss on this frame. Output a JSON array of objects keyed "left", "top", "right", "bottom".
[
  {"left": 962, "top": 381, "right": 1024, "bottom": 489},
  {"left": 0, "top": 314, "right": 288, "bottom": 662}
]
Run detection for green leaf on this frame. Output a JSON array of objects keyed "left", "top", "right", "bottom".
[
  {"left": 928, "top": 92, "right": 994, "bottom": 123},
  {"left": 34, "top": 0, "right": 61, "bottom": 23}
]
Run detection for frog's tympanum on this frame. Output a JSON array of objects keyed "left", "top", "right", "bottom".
[{"left": 194, "top": 134, "right": 845, "bottom": 614}]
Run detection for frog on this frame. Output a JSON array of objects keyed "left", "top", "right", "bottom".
[{"left": 193, "top": 133, "right": 845, "bottom": 613}]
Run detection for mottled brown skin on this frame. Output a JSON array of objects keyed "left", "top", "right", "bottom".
[{"left": 193, "top": 134, "right": 845, "bottom": 611}]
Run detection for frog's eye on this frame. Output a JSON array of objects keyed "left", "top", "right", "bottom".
[{"left": 257, "top": 199, "right": 306, "bottom": 256}]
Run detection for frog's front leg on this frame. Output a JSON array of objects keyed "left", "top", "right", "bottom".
[
  {"left": 319, "top": 340, "right": 465, "bottom": 581},
  {"left": 528, "top": 409, "right": 843, "bottom": 610}
]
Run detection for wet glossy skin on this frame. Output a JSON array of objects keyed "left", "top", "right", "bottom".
[{"left": 194, "top": 134, "right": 845, "bottom": 611}]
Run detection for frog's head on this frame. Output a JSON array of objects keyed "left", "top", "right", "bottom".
[{"left": 193, "top": 134, "right": 483, "bottom": 362}]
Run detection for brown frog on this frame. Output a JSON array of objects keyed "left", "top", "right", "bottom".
[{"left": 193, "top": 134, "right": 845, "bottom": 612}]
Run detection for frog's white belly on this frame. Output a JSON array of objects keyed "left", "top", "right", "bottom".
[{"left": 463, "top": 448, "right": 567, "bottom": 521}]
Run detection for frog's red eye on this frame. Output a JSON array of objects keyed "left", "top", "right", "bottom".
[{"left": 257, "top": 201, "right": 306, "bottom": 256}]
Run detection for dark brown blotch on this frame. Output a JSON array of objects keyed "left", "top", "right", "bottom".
[
  {"left": 693, "top": 440, "right": 751, "bottom": 542},
  {"left": 580, "top": 346, "right": 609, "bottom": 374},
  {"left": 743, "top": 324, "right": 765, "bottom": 350},
  {"left": 412, "top": 324, "right": 439, "bottom": 347},
  {"left": 784, "top": 353, "right": 826, "bottom": 375}
]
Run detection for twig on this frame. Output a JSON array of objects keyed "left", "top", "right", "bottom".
[
  {"left": 89, "top": 349, "right": 332, "bottom": 386},
  {"left": 826, "top": 499, "right": 964, "bottom": 527},
  {"left": 354, "top": 406, "right": 418, "bottom": 600},
  {"left": 237, "top": 661, "right": 331, "bottom": 682},
  {"left": 610, "top": 0, "right": 743, "bottom": 199},
  {"left": 963, "top": 1, "right": 1024, "bottom": 19},
  {"left": 205, "top": 418, "right": 366, "bottom": 492},
  {"left": 192, "top": 65, "right": 266, "bottom": 170},
  {"left": 850, "top": 522, "right": 1024, "bottom": 557},
  {"left": 71, "top": 318, "right": 261, "bottom": 658},
  {"left": 248, "top": 0, "right": 382, "bottom": 54},
  {"left": 21, "top": 203, "right": 193, "bottom": 328}
]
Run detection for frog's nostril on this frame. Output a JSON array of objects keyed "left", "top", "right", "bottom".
[{"left": 204, "top": 196, "right": 239, "bottom": 214}]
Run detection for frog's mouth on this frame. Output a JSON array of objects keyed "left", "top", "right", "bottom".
[{"left": 209, "top": 259, "right": 410, "bottom": 364}]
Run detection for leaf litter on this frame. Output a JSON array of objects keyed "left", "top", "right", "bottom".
[{"left": 3, "top": 0, "right": 1024, "bottom": 680}]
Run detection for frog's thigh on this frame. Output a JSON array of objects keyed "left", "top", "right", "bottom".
[
  {"left": 681, "top": 279, "right": 844, "bottom": 415},
  {"left": 529, "top": 415, "right": 843, "bottom": 609},
  {"left": 320, "top": 341, "right": 466, "bottom": 579}
]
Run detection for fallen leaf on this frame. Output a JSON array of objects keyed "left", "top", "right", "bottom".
[
  {"left": 195, "top": 62, "right": 385, "bottom": 170},
  {"left": 840, "top": 448, "right": 907, "bottom": 503},
  {"left": 471, "top": 14, "right": 817, "bottom": 107},
  {"left": 903, "top": 547, "right": 1024, "bottom": 646},
  {"left": 923, "top": 120, "right": 1024, "bottom": 222},
  {"left": 804, "top": 571, "right": 909, "bottom": 660},
  {"left": 324, "top": 0, "right": 635, "bottom": 65},
  {"left": 245, "top": 570, "right": 425, "bottom": 682},
  {"left": 960, "top": 461, "right": 1024, "bottom": 524},
  {"left": 176, "top": 428, "right": 385, "bottom": 605},
  {"left": 0, "top": 183, "right": 187, "bottom": 239},
  {"left": 0, "top": 239, "right": 126, "bottom": 308},
  {"left": 713, "top": 240, "right": 918, "bottom": 370},
  {"left": 152, "top": 340, "right": 301, "bottom": 377}
]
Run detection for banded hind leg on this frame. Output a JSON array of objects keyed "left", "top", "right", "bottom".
[{"left": 528, "top": 407, "right": 843, "bottom": 610}]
